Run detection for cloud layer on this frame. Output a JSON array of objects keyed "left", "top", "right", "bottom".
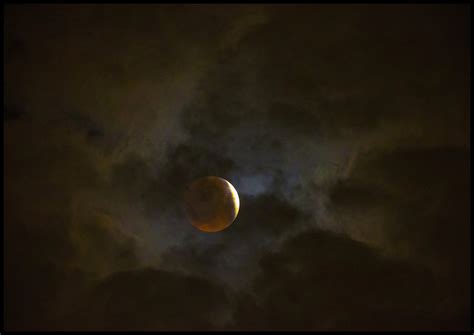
[{"left": 5, "top": 4, "right": 470, "bottom": 330}]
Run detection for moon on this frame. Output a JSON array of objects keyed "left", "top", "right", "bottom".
[{"left": 184, "top": 176, "right": 240, "bottom": 233}]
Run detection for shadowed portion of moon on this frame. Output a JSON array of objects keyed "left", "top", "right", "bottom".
[{"left": 184, "top": 176, "right": 240, "bottom": 233}]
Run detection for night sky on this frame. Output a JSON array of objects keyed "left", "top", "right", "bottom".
[{"left": 4, "top": 4, "right": 470, "bottom": 331}]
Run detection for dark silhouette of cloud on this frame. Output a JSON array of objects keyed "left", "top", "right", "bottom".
[
  {"left": 230, "top": 230, "right": 468, "bottom": 331},
  {"left": 60, "top": 268, "right": 232, "bottom": 331}
]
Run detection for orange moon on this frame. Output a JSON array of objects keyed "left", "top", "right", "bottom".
[{"left": 183, "top": 176, "right": 240, "bottom": 233}]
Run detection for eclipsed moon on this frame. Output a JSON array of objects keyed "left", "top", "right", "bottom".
[{"left": 184, "top": 176, "right": 240, "bottom": 233}]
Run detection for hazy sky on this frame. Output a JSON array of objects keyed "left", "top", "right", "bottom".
[{"left": 4, "top": 4, "right": 470, "bottom": 331}]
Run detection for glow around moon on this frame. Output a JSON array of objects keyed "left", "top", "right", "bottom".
[{"left": 184, "top": 176, "right": 240, "bottom": 233}]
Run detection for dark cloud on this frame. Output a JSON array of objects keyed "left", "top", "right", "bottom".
[
  {"left": 58, "top": 268, "right": 232, "bottom": 331},
  {"left": 5, "top": 215, "right": 81, "bottom": 330},
  {"left": 231, "top": 230, "right": 468, "bottom": 331},
  {"left": 4, "top": 105, "right": 27, "bottom": 122},
  {"left": 328, "top": 146, "right": 470, "bottom": 262},
  {"left": 324, "top": 146, "right": 470, "bottom": 328}
]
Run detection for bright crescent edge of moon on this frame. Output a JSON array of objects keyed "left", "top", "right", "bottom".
[{"left": 224, "top": 179, "right": 240, "bottom": 220}]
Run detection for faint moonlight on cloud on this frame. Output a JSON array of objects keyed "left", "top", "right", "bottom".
[{"left": 184, "top": 176, "right": 240, "bottom": 232}]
